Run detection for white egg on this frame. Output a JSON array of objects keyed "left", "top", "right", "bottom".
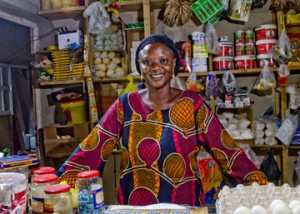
[
  {"left": 234, "top": 205, "right": 251, "bottom": 214},
  {"left": 272, "top": 203, "right": 290, "bottom": 214},
  {"left": 289, "top": 200, "right": 300, "bottom": 210},
  {"left": 292, "top": 205, "right": 300, "bottom": 214},
  {"left": 251, "top": 205, "right": 267, "bottom": 214},
  {"left": 270, "top": 199, "right": 286, "bottom": 211}
]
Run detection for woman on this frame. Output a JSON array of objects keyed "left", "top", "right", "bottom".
[{"left": 57, "top": 34, "right": 267, "bottom": 206}]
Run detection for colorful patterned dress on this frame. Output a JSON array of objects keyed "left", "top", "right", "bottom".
[{"left": 56, "top": 90, "right": 267, "bottom": 206}]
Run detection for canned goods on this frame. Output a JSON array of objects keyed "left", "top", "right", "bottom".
[
  {"left": 235, "top": 43, "right": 245, "bottom": 56},
  {"left": 245, "top": 30, "right": 254, "bottom": 43},
  {"left": 216, "top": 42, "right": 234, "bottom": 57},
  {"left": 245, "top": 43, "right": 255, "bottom": 55},
  {"left": 234, "top": 30, "right": 245, "bottom": 44}
]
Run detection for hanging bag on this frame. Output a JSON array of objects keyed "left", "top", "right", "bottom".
[{"left": 260, "top": 149, "right": 281, "bottom": 182}]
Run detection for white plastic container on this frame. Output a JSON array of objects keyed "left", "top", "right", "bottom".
[
  {"left": 254, "top": 24, "right": 277, "bottom": 40},
  {"left": 234, "top": 55, "right": 256, "bottom": 69},
  {"left": 0, "top": 172, "right": 27, "bottom": 214},
  {"left": 255, "top": 39, "right": 277, "bottom": 55}
]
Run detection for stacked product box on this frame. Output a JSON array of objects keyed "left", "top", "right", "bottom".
[{"left": 191, "top": 31, "right": 208, "bottom": 72}]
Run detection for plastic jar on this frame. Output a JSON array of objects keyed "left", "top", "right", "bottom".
[
  {"left": 0, "top": 173, "right": 27, "bottom": 214},
  {"left": 44, "top": 184, "right": 73, "bottom": 214},
  {"left": 31, "top": 174, "right": 58, "bottom": 214},
  {"left": 256, "top": 54, "right": 276, "bottom": 68},
  {"left": 76, "top": 170, "right": 105, "bottom": 213},
  {"left": 61, "top": 0, "right": 73, "bottom": 8}
]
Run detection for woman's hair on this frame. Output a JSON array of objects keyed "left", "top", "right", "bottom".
[{"left": 135, "top": 34, "right": 181, "bottom": 76}]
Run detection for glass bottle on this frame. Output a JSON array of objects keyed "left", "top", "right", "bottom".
[
  {"left": 44, "top": 184, "right": 73, "bottom": 214},
  {"left": 31, "top": 174, "right": 58, "bottom": 214},
  {"left": 76, "top": 170, "right": 105, "bottom": 214},
  {"left": 32, "top": 166, "right": 56, "bottom": 176}
]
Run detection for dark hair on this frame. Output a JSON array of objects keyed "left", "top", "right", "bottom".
[{"left": 135, "top": 34, "right": 181, "bottom": 76}]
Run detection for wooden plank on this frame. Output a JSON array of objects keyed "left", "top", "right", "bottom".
[{"left": 143, "top": 0, "right": 151, "bottom": 37}]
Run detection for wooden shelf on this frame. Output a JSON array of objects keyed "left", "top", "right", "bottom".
[
  {"left": 39, "top": 6, "right": 86, "bottom": 20},
  {"left": 37, "top": 79, "right": 84, "bottom": 87}
]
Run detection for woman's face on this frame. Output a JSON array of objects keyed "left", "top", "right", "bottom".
[{"left": 138, "top": 42, "right": 176, "bottom": 90}]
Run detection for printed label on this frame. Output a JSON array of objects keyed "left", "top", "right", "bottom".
[
  {"left": 93, "top": 187, "right": 104, "bottom": 209},
  {"left": 32, "top": 197, "right": 45, "bottom": 214}
]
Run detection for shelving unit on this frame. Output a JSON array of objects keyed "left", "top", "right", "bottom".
[{"left": 35, "top": 0, "right": 300, "bottom": 186}]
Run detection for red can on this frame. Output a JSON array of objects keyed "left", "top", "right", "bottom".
[{"left": 235, "top": 43, "right": 245, "bottom": 56}]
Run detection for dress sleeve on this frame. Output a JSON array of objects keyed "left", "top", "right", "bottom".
[
  {"left": 56, "top": 97, "right": 124, "bottom": 183},
  {"left": 196, "top": 101, "right": 268, "bottom": 187}
]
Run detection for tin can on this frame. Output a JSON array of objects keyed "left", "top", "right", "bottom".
[
  {"left": 245, "top": 30, "right": 254, "bottom": 43},
  {"left": 234, "top": 30, "right": 245, "bottom": 44}
]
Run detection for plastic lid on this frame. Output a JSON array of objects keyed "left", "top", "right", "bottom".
[
  {"left": 257, "top": 54, "right": 271, "bottom": 59},
  {"left": 255, "top": 24, "right": 277, "bottom": 30},
  {"left": 33, "top": 174, "right": 58, "bottom": 183},
  {"left": 218, "top": 42, "right": 233, "bottom": 46},
  {"left": 32, "top": 166, "right": 56, "bottom": 175},
  {"left": 213, "top": 57, "right": 234, "bottom": 61},
  {"left": 76, "top": 170, "right": 99, "bottom": 179},
  {"left": 255, "top": 39, "right": 277, "bottom": 45},
  {"left": 235, "top": 55, "right": 256, "bottom": 60},
  {"left": 44, "top": 184, "right": 70, "bottom": 194},
  {"left": 0, "top": 172, "right": 26, "bottom": 186}
]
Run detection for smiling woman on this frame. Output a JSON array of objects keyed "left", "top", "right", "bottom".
[{"left": 57, "top": 34, "right": 268, "bottom": 207}]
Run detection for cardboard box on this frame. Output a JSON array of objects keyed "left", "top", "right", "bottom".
[
  {"left": 57, "top": 30, "right": 82, "bottom": 50},
  {"left": 43, "top": 123, "right": 89, "bottom": 157}
]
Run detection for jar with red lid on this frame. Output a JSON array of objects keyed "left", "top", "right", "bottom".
[
  {"left": 44, "top": 184, "right": 73, "bottom": 214},
  {"left": 31, "top": 174, "right": 58, "bottom": 214},
  {"left": 76, "top": 170, "right": 104, "bottom": 213},
  {"left": 32, "top": 167, "right": 56, "bottom": 176}
]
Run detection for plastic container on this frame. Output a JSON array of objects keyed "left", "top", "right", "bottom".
[
  {"left": 245, "top": 30, "right": 254, "bottom": 43},
  {"left": 32, "top": 166, "right": 56, "bottom": 176},
  {"left": 44, "top": 184, "right": 73, "bottom": 214},
  {"left": 51, "top": 0, "right": 61, "bottom": 9},
  {"left": 216, "top": 42, "right": 233, "bottom": 57},
  {"left": 256, "top": 54, "right": 276, "bottom": 68},
  {"left": 31, "top": 174, "right": 58, "bottom": 214},
  {"left": 245, "top": 42, "right": 255, "bottom": 55},
  {"left": 254, "top": 24, "right": 277, "bottom": 40},
  {"left": 213, "top": 57, "right": 234, "bottom": 70},
  {"left": 234, "top": 55, "right": 256, "bottom": 69},
  {"left": 76, "top": 170, "right": 105, "bottom": 214},
  {"left": 60, "top": 100, "right": 87, "bottom": 125},
  {"left": 255, "top": 39, "right": 277, "bottom": 55},
  {"left": 61, "top": 0, "right": 73, "bottom": 8},
  {"left": 0, "top": 173, "right": 27, "bottom": 214}
]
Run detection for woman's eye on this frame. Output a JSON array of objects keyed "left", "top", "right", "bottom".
[
  {"left": 144, "top": 60, "right": 151, "bottom": 66},
  {"left": 160, "top": 58, "right": 167, "bottom": 64}
]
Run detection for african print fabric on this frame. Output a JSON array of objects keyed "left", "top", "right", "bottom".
[{"left": 56, "top": 90, "right": 267, "bottom": 206}]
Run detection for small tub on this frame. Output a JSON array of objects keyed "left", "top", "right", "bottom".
[
  {"left": 213, "top": 57, "right": 234, "bottom": 71},
  {"left": 256, "top": 54, "right": 276, "bottom": 68},
  {"left": 216, "top": 42, "right": 234, "bottom": 57},
  {"left": 255, "top": 24, "right": 277, "bottom": 40},
  {"left": 245, "top": 42, "right": 255, "bottom": 55},
  {"left": 255, "top": 39, "right": 277, "bottom": 55},
  {"left": 235, "top": 55, "right": 256, "bottom": 69}
]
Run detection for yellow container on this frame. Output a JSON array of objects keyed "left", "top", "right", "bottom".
[{"left": 60, "top": 100, "right": 88, "bottom": 125}]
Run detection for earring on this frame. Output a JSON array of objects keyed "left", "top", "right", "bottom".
[
  {"left": 140, "top": 74, "right": 143, "bottom": 82},
  {"left": 172, "top": 72, "right": 175, "bottom": 79}
]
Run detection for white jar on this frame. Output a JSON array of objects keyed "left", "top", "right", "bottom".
[{"left": 31, "top": 174, "right": 58, "bottom": 214}]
